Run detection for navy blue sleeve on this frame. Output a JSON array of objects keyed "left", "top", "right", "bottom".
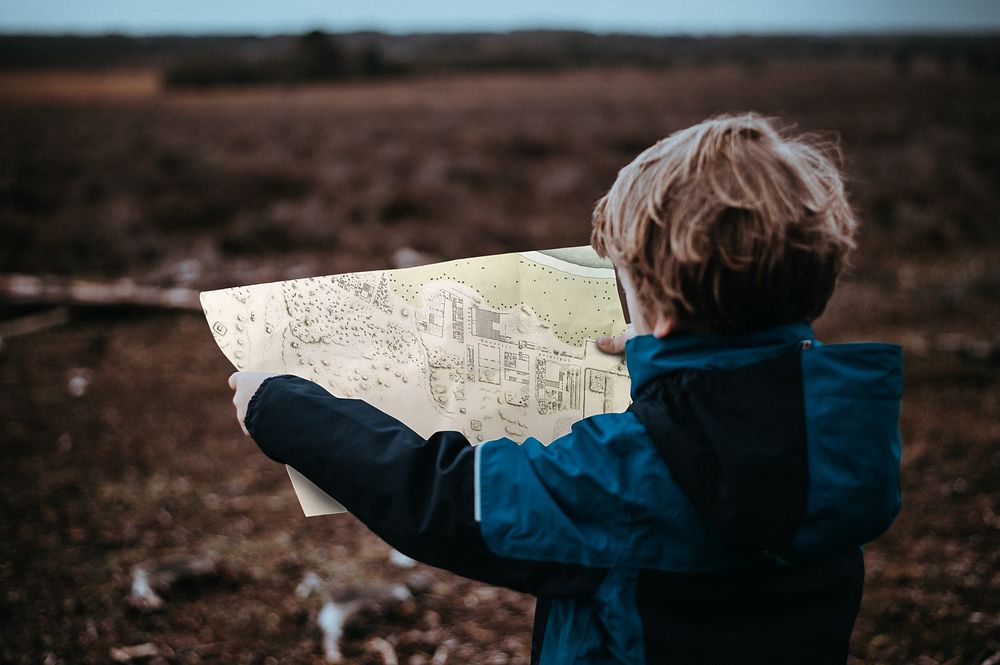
[{"left": 244, "top": 374, "right": 606, "bottom": 596}]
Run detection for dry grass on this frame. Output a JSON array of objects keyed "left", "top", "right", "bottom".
[
  {"left": 0, "top": 68, "right": 161, "bottom": 101},
  {"left": 1, "top": 60, "right": 998, "bottom": 663}
]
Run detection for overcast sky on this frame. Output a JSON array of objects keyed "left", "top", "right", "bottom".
[{"left": 2, "top": 0, "right": 999, "bottom": 35}]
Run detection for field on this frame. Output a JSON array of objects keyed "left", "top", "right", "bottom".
[{"left": 1, "top": 53, "right": 999, "bottom": 663}]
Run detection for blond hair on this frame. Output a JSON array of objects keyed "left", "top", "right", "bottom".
[{"left": 591, "top": 113, "right": 858, "bottom": 332}]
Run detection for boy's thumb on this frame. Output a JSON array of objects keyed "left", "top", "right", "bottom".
[{"left": 596, "top": 334, "right": 626, "bottom": 355}]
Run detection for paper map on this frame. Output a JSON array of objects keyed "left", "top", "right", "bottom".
[{"left": 202, "top": 246, "right": 631, "bottom": 516}]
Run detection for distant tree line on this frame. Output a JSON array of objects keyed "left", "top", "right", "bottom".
[
  {"left": 0, "top": 30, "right": 998, "bottom": 86},
  {"left": 163, "top": 31, "right": 406, "bottom": 87}
]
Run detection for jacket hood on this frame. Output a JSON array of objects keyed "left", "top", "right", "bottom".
[{"left": 624, "top": 322, "right": 903, "bottom": 557}]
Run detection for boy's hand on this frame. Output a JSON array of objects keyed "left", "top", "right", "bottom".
[
  {"left": 229, "top": 371, "right": 279, "bottom": 435},
  {"left": 596, "top": 324, "right": 635, "bottom": 355}
]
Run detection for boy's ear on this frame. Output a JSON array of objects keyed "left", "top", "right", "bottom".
[{"left": 652, "top": 316, "right": 675, "bottom": 339}]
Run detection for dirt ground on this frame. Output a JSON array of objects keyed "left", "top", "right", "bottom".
[{"left": 1, "top": 61, "right": 999, "bottom": 663}]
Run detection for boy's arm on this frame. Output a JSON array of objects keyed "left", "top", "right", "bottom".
[{"left": 242, "top": 374, "right": 607, "bottom": 596}]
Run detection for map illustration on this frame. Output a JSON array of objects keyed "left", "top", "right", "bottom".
[{"left": 202, "top": 246, "right": 631, "bottom": 516}]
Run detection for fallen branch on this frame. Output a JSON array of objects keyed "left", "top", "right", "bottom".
[
  {"left": 0, "top": 273, "right": 201, "bottom": 311},
  {"left": 109, "top": 642, "right": 159, "bottom": 663},
  {"left": 0, "top": 306, "right": 72, "bottom": 340}
]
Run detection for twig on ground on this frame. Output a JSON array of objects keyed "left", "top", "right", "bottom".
[{"left": 366, "top": 637, "right": 399, "bottom": 665}]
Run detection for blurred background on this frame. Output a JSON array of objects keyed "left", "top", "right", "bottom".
[{"left": 1, "top": 1, "right": 999, "bottom": 663}]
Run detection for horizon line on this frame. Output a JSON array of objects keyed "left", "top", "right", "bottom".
[{"left": 2, "top": 24, "right": 1000, "bottom": 39}]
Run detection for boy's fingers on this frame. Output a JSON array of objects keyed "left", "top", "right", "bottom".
[
  {"left": 596, "top": 333, "right": 628, "bottom": 355},
  {"left": 228, "top": 372, "right": 239, "bottom": 390}
]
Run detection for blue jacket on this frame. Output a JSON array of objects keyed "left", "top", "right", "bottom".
[{"left": 245, "top": 321, "right": 903, "bottom": 664}]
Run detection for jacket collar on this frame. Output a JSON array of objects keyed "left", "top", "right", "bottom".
[{"left": 624, "top": 321, "right": 815, "bottom": 400}]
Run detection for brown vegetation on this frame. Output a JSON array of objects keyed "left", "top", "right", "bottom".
[{"left": 1, "top": 47, "right": 999, "bottom": 663}]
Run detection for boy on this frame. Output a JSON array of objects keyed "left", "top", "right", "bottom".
[{"left": 229, "top": 114, "right": 902, "bottom": 664}]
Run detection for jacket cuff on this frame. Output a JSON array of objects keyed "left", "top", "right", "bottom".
[{"left": 244, "top": 374, "right": 294, "bottom": 463}]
